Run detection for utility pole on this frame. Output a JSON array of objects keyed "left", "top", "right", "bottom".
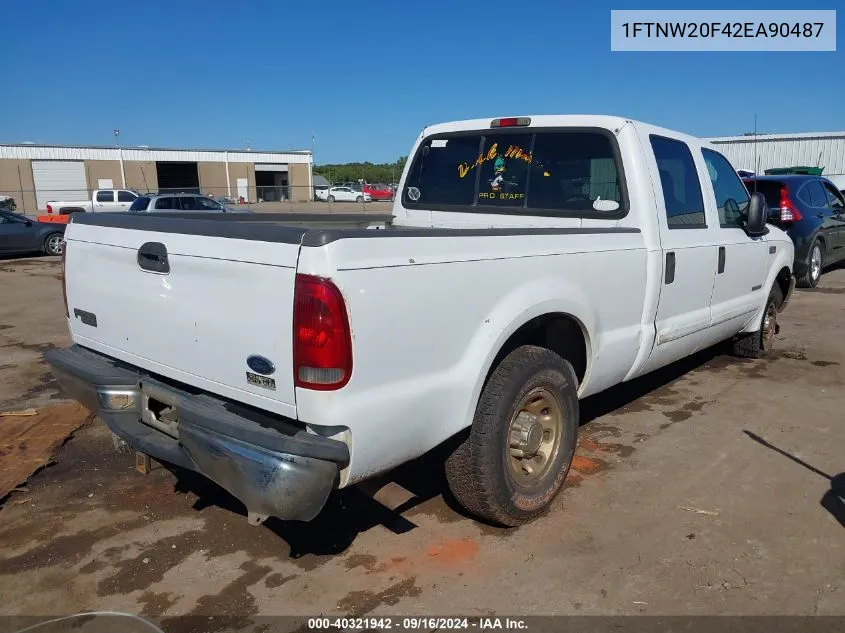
[
  {"left": 753, "top": 114, "right": 758, "bottom": 193},
  {"left": 114, "top": 129, "right": 126, "bottom": 188}
]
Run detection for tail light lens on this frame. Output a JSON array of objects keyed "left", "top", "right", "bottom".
[
  {"left": 47, "top": 204, "right": 53, "bottom": 215},
  {"left": 779, "top": 186, "right": 803, "bottom": 222},
  {"left": 61, "top": 242, "right": 69, "bottom": 318},
  {"left": 293, "top": 274, "right": 352, "bottom": 390}
]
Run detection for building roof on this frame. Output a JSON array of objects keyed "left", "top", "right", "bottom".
[
  {"left": 707, "top": 131, "right": 845, "bottom": 142},
  {"left": 706, "top": 131, "right": 845, "bottom": 176},
  {"left": 0, "top": 143, "right": 312, "bottom": 164}
]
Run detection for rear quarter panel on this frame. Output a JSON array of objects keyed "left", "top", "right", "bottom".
[{"left": 296, "top": 231, "right": 648, "bottom": 483}]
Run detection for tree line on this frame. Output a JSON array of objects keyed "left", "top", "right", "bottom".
[{"left": 313, "top": 157, "right": 407, "bottom": 185}]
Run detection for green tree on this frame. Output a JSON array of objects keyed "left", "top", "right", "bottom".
[{"left": 314, "top": 157, "right": 407, "bottom": 185}]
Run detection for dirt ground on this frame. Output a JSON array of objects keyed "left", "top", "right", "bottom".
[{"left": 0, "top": 251, "right": 843, "bottom": 621}]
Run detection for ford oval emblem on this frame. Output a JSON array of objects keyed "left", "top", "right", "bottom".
[{"left": 247, "top": 355, "right": 275, "bottom": 376}]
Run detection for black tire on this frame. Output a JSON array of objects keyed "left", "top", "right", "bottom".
[
  {"left": 732, "top": 284, "right": 784, "bottom": 358},
  {"left": 445, "top": 345, "right": 579, "bottom": 527},
  {"left": 43, "top": 233, "right": 63, "bottom": 256},
  {"left": 356, "top": 195, "right": 363, "bottom": 203},
  {"left": 796, "top": 238, "right": 823, "bottom": 288},
  {"left": 327, "top": 195, "right": 335, "bottom": 203}
]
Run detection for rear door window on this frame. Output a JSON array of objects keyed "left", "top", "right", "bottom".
[
  {"left": 402, "top": 129, "right": 625, "bottom": 215},
  {"left": 178, "top": 196, "right": 200, "bottom": 210},
  {"left": 118, "top": 190, "right": 137, "bottom": 202},
  {"left": 650, "top": 135, "right": 705, "bottom": 228},
  {"left": 154, "top": 197, "right": 177, "bottom": 210},
  {"left": 96, "top": 191, "right": 114, "bottom": 202}
]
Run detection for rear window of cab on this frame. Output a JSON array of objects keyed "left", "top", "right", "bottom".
[{"left": 401, "top": 128, "right": 627, "bottom": 218}]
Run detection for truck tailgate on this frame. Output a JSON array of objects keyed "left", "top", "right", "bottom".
[{"left": 63, "top": 217, "right": 303, "bottom": 417}]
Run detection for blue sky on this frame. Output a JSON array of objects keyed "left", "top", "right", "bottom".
[{"left": 1, "top": 0, "right": 842, "bottom": 163}]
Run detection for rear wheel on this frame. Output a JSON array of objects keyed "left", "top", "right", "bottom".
[
  {"left": 445, "top": 345, "right": 579, "bottom": 526},
  {"left": 327, "top": 195, "right": 335, "bottom": 203},
  {"left": 732, "top": 284, "right": 783, "bottom": 358},
  {"left": 44, "top": 233, "right": 63, "bottom": 256},
  {"left": 356, "top": 195, "right": 363, "bottom": 203},
  {"left": 797, "top": 239, "right": 823, "bottom": 288}
]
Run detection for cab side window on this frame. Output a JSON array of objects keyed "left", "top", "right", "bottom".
[
  {"left": 650, "top": 135, "right": 706, "bottom": 229},
  {"left": 702, "top": 149, "right": 750, "bottom": 229}
]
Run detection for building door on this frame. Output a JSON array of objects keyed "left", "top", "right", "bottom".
[
  {"left": 237, "top": 178, "right": 248, "bottom": 202},
  {"left": 31, "top": 160, "right": 87, "bottom": 210}
]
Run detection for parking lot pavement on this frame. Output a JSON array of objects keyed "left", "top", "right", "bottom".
[{"left": 0, "top": 255, "right": 843, "bottom": 618}]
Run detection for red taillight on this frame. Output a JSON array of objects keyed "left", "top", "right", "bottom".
[
  {"left": 779, "top": 186, "right": 803, "bottom": 222},
  {"left": 47, "top": 204, "right": 53, "bottom": 214},
  {"left": 293, "top": 274, "right": 352, "bottom": 390},
  {"left": 61, "top": 242, "right": 69, "bottom": 318}
]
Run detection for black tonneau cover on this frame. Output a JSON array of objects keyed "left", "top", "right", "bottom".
[{"left": 70, "top": 212, "right": 395, "bottom": 245}]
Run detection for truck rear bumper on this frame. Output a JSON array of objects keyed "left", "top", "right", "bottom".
[{"left": 45, "top": 345, "right": 348, "bottom": 523}]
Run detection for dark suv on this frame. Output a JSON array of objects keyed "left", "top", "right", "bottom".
[{"left": 742, "top": 175, "right": 845, "bottom": 287}]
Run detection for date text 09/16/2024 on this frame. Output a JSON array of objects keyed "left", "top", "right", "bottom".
[{"left": 307, "top": 617, "right": 528, "bottom": 630}]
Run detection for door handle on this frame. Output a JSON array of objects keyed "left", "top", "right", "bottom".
[
  {"left": 717, "top": 246, "right": 726, "bottom": 274},
  {"left": 665, "top": 252, "right": 676, "bottom": 285},
  {"left": 137, "top": 242, "right": 170, "bottom": 274}
]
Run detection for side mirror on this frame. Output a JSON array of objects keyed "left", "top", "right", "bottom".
[{"left": 745, "top": 192, "right": 768, "bottom": 237}]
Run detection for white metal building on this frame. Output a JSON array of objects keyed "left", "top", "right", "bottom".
[
  {"left": 0, "top": 144, "right": 314, "bottom": 212},
  {"left": 707, "top": 131, "right": 845, "bottom": 189}
]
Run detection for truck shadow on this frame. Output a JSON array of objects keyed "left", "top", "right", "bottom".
[{"left": 169, "top": 343, "right": 731, "bottom": 558}]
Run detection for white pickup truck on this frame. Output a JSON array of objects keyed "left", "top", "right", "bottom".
[
  {"left": 47, "top": 115, "right": 795, "bottom": 527},
  {"left": 46, "top": 188, "right": 139, "bottom": 215}
]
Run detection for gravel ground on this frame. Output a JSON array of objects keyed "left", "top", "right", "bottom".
[{"left": 0, "top": 252, "right": 843, "bottom": 622}]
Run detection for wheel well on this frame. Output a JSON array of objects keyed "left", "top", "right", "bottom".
[
  {"left": 489, "top": 313, "right": 588, "bottom": 387},
  {"left": 774, "top": 266, "right": 791, "bottom": 305}
]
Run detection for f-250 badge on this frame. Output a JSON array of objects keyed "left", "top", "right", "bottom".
[{"left": 246, "top": 372, "right": 276, "bottom": 391}]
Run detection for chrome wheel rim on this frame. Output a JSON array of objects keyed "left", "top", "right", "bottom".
[
  {"left": 48, "top": 235, "right": 63, "bottom": 255},
  {"left": 762, "top": 301, "right": 778, "bottom": 350},
  {"left": 810, "top": 245, "right": 822, "bottom": 282},
  {"left": 507, "top": 387, "right": 564, "bottom": 486}
]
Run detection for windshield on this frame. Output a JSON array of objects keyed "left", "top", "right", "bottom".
[{"left": 129, "top": 196, "right": 150, "bottom": 212}]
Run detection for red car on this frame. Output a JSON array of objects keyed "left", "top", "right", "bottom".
[{"left": 363, "top": 183, "right": 394, "bottom": 201}]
